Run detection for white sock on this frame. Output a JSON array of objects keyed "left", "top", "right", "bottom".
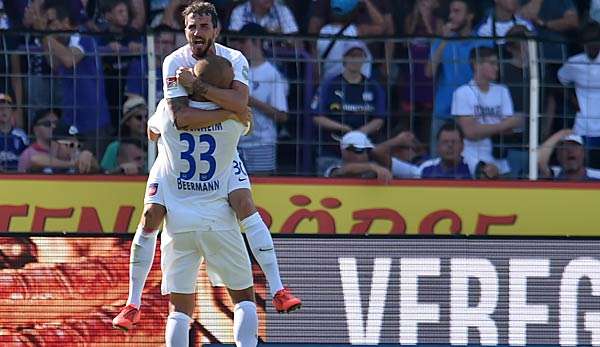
[
  {"left": 241, "top": 212, "right": 284, "bottom": 296},
  {"left": 233, "top": 301, "right": 258, "bottom": 347},
  {"left": 126, "top": 225, "right": 158, "bottom": 307},
  {"left": 165, "top": 311, "right": 191, "bottom": 347}
]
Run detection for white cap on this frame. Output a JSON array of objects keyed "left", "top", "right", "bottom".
[
  {"left": 342, "top": 40, "right": 367, "bottom": 57},
  {"left": 340, "top": 131, "right": 374, "bottom": 150},
  {"left": 560, "top": 134, "right": 584, "bottom": 146}
]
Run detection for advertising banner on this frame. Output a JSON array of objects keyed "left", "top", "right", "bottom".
[
  {"left": 1, "top": 175, "right": 599, "bottom": 236},
  {"left": 1, "top": 235, "right": 599, "bottom": 346}
]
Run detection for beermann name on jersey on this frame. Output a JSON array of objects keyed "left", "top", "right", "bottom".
[{"left": 177, "top": 178, "right": 221, "bottom": 192}]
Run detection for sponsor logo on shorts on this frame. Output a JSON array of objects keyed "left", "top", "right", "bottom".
[
  {"left": 147, "top": 183, "right": 159, "bottom": 196},
  {"left": 166, "top": 76, "right": 178, "bottom": 90}
]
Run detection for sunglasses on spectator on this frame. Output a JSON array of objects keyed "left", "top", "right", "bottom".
[
  {"left": 345, "top": 146, "right": 369, "bottom": 154},
  {"left": 36, "top": 120, "right": 57, "bottom": 128},
  {"left": 56, "top": 140, "right": 82, "bottom": 149}
]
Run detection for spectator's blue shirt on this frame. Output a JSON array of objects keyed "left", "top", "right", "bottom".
[
  {"left": 126, "top": 56, "right": 163, "bottom": 101},
  {"left": 58, "top": 34, "right": 110, "bottom": 134},
  {"left": 420, "top": 158, "right": 473, "bottom": 179},
  {"left": 432, "top": 36, "right": 492, "bottom": 119},
  {"left": 316, "top": 74, "right": 386, "bottom": 130},
  {"left": 0, "top": 127, "right": 28, "bottom": 171}
]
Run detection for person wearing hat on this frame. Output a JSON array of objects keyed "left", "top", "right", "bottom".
[
  {"left": 228, "top": 0, "right": 299, "bottom": 34},
  {"left": 18, "top": 109, "right": 99, "bottom": 174},
  {"left": 538, "top": 129, "right": 600, "bottom": 181},
  {"left": 231, "top": 23, "right": 289, "bottom": 175},
  {"left": 101, "top": 95, "right": 148, "bottom": 174},
  {"left": 313, "top": 41, "right": 386, "bottom": 172},
  {"left": 324, "top": 130, "right": 392, "bottom": 183},
  {"left": 0, "top": 93, "right": 28, "bottom": 171}
]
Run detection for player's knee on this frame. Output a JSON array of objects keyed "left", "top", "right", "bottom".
[
  {"left": 169, "top": 293, "right": 195, "bottom": 317},
  {"left": 141, "top": 204, "right": 165, "bottom": 229},
  {"left": 228, "top": 286, "right": 255, "bottom": 305},
  {"left": 229, "top": 189, "right": 256, "bottom": 220}
]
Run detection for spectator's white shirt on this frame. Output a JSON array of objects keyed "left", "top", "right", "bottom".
[
  {"left": 240, "top": 61, "right": 288, "bottom": 147},
  {"left": 451, "top": 80, "right": 514, "bottom": 174},
  {"left": 162, "top": 42, "right": 250, "bottom": 100},
  {"left": 228, "top": 1, "right": 298, "bottom": 34},
  {"left": 558, "top": 52, "right": 600, "bottom": 137},
  {"left": 390, "top": 157, "right": 479, "bottom": 178},
  {"left": 317, "top": 24, "right": 372, "bottom": 79},
  {"left": 476, "top": 14, "right": 535, "bottom": 44},
  {"left": 551, "top": 166, "right": 600, "bottom": 180}
]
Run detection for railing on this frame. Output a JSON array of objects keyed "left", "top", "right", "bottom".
[{"left": 0, "top": 29, "right": 597, "bottom": 180}]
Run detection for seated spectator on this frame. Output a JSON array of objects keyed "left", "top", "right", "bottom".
[
  {"left": 34, "top": 1, "right": 111, "bottom": 154},
  {"left": 313, "top": 42, "right": 386, "bottom": 171},
  {"left": 426, "top": 0, "right": 493, "bottom": 150},
  {"left": 538, "top": 129, "right": 600, "bottom": 181},
  {"left": 451, "top": 46, "right": 523, "bottom": 176},
  {"left": 96, "top": 0, "right": 144, "bottom": 127},
  {"left": 0, "top": 2, "right": 24, "bottom": 129},
  {"left": 372, "top": 121, "right": 500, "bottom": 179},
  {"left": 101, "top": 95, "right": 147, "bottom": 174},
  {"left": 324, "top": 130, "right": 392, "bottom": 184},
  {"left": 476, "top": 0, "right": 535, "bottom": 44},
  {"left": 557, "top": 22, "right": 600, "bottom": 169},
  {"left": 0, "top": 93, "right": 28, "bottom": 171},
  {"left": 105, "top": 138, "right": 145, "bottom": 174},
  {"left": 228, "top": 0, "right": 298, "bottom": 34},
  {"left": 232, "top": 24, "right": 289, "bottom": 175},
  {"left": 18, "top": 109, "right": 99, "bottom": 174}
]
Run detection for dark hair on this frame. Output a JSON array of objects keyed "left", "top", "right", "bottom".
[
  {"left": 437, "top": 120, "right": 465, "bottom": 140},
  {"left": 120, "top": 138, "right": 143, "bottom": 149},
  {"left": 42, "top": 0, "right": 78, "bottom": 26},
  {"left": 582, "top": 22, "right": 600, "bottom": 43},
  {"left": 181, "top": 1, "right": 219, "bottom": 28},
  {"left": 469, "top": 46, "right": 497, "bottom": 66},
  {"left": 450, "top": 0, "right": 475, "bottom": 14},
  {"left": 99, "top": 0, "right": 130, "bottom": 15},
  {"left": 33, "top": 108, "right": 62, "bottom": 125}
]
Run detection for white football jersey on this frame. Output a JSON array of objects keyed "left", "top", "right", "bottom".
[
  {"left": 148, "top": 99, "right": 246, "bottom": 233},
  {"left": 162, "top": 42, "right": 249, "bottom": 99}
]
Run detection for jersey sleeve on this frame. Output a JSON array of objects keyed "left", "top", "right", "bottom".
[
  {"left": 162, "top": 54, "right": 188, "bottom": 99},
  {"left": 148, "top": 99, "right": 167, "bottom": 135},
  {"left": 451, "top": 86, "right": 476, "bottom": 117},
  {"left": 270, "top": 69, "right": 289, "bottom": 112},
  {"left": 501, "top": 86, "right": 514, "bottom": 117},
  {"left": 232, "top": 52, "right": 250, "bottom": 86},
  {"left": 391, "top": 158, "right": 420, "bottom": 178}
]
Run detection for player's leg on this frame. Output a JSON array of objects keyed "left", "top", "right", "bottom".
[
  {"left": 162, "top": 231, "right": 201, "bottom": 347},
  {"left": 113, "top": 180, "right": 167, "bottom": 331},
  {"left": 201, "top": 228, "right": 258, "bottom": 347},
  {"left": 227, "top": 158, "right": 301, "bottom": 313}
]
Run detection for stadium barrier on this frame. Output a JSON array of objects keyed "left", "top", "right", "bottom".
[
  {"left": 1, "top": 234, "right": 600, "bottom": 345},
  {"left": 0, "top": 175, "right": 598, "bottom": 235}
]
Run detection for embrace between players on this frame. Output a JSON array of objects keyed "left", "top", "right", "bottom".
[{"left": 111, "top": 2, "right": 301, "bottom": 347}]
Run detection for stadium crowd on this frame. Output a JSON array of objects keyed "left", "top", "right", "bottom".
[{"left": 0, "top": 0, "right": 599, "bottom": 180}]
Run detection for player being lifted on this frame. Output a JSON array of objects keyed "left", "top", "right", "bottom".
[{"left": 112, "top": 0, "right": 300, "bottom": 334}]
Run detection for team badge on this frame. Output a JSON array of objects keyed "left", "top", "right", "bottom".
[
  {"left": 147, "top": 183, "right": 159, "bottom": 196},
  {"left": 166, "top": 76, "right": 178, "bottom": 90}
]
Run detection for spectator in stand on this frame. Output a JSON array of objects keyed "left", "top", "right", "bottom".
[
  {"left": 96, "top": 0, "right": 144, "bottom": 128},
  {"left": 0, "top": 94, "right": 28, "bottom": 172},
  {"left": 324, "top": 130, "right": 392, "bottom": 183},
  {"left": 228, "top": 0, "right": 298, "bottom": 34},
  {"left": 312, "top": 42, "right": 386, "bottom": 172},
  {"left": 451, "top": 46, "right": 523, "bottom": 176},
  {"left": 476, "top": 0, "right": 535, "bottom": 44},
  {"left": 33, "top": 1, "right": 111, "bottom": 155},
  {"left": 232, "top": 24, "right": 289, "bottom": 175},
  {"left": 425, "top": 0, "right": 493, "bottom": 150},
  {"left": 538, "top": 129, "right": 600, "bottom": 181},
  {"left": 371, "top": 122, "right": 500, "bottom": 179},
  {"left": 0, "top": 1, "right": 24, "bottom": 129},
  {"left": 101, "top": 95, "right": 147, "bottom": 174},
  {"left": 18, "top": 109, "right": 99, "bottom": 174},
  {"left": 104, "top": 138, "right": 145, "bottom": 174},
  {"left": 557, "top": 22, "right": 600, "bottom": 169}
]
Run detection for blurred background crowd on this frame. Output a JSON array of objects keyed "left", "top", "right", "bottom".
[{"left": 0, "top": 0, "right": 599, "bottom": 181}]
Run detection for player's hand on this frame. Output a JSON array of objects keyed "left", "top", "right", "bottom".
[
  {"left": 76, "top": 150, "right": 93, "bottom": 173},
  {"left": 119, "top": 162, "right": 140, "bottom": 175},
  {"left": 176, "top": 67, "right": 195, "bottom": 94},
  {"left": 233, "top": 107, "right": 252, "bottom": 125}
]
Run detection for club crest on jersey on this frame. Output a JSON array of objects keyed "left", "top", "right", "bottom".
[
  {"left": 147, "top": 183, "right": 159, "bottom": 196},
  {"left": 166, "top": 76, "right": 178, "bottom": 90}
]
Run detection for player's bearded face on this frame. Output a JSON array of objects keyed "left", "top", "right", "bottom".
[{"left": 185, "top": 14, "right": 217, "bottom": 59}]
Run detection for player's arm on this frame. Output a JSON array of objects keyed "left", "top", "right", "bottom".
[
  {"left": 167, "top": 96, "right": 245, "bottom": 130},
  {"left": 147, "top": 129, "right": 160, "bottom": 141},
  {"left": 192, "top": 80, "right": 249, "bottom": 115}
]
